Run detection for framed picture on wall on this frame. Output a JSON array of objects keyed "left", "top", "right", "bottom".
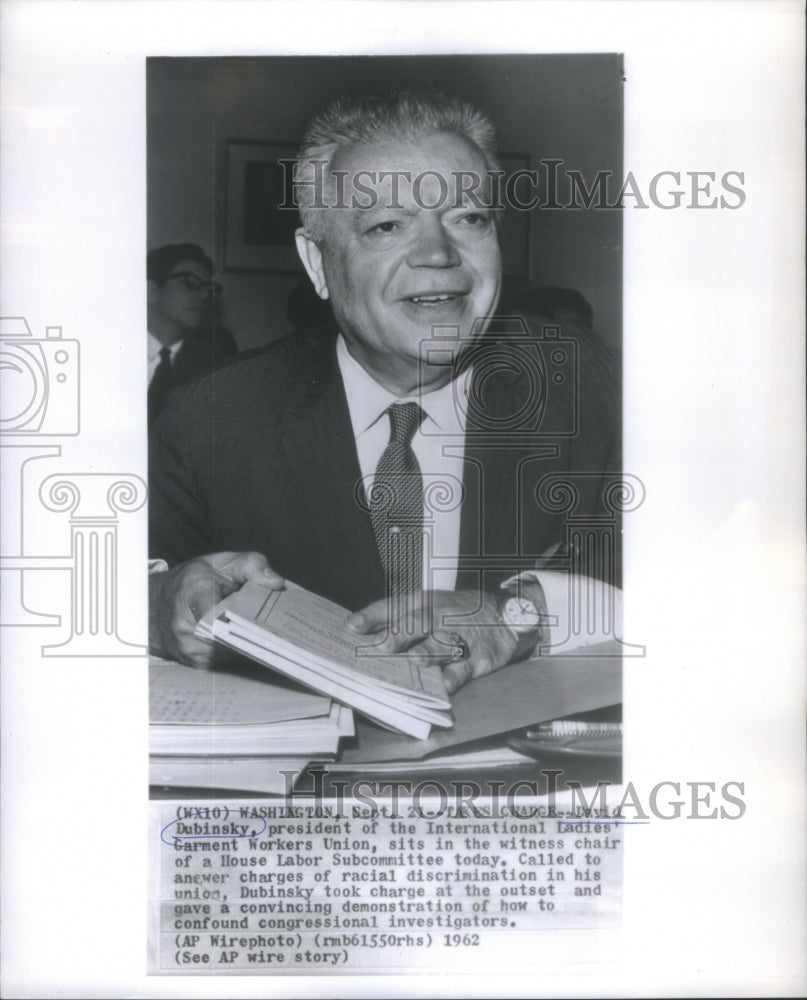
[{"left": 223, "top": 139, "right": 302, "bottom": 272}]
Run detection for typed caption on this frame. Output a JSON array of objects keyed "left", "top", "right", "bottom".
[{"left": 151, "top": 797, "right": 623, "bottom": 974}]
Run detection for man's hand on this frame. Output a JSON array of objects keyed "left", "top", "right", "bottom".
[
  {"left": 149, "top": 551, "right": 284, "bottom": 668},
  {"left": 345, "top": 590, "right": 517, "bottom": 694}
]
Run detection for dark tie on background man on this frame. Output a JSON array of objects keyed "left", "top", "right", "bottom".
[
  {"left": 370, "top": 402, "right": 426, "bottom": 598},
  {"left": 148, "top": 346, "right": 173, "bottom": 430}
]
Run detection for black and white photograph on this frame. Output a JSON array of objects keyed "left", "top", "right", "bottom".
[
  {"left": 145, "top": 55, "right": 626, "bottom": 776},
  {"left": 145, "top": 55, "right": 627, "bottom": 973},
  {"left": 1, "top": 1, "right": 805, "bottom": 997}
]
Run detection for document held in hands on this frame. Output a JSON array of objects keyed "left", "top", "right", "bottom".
[{"left": 197, "top": 582, "right": 453, "bottom": 740}]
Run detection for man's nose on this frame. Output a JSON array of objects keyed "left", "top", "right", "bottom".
[{"left": 406, "top": 216, "right": 461, "bottom": 268}]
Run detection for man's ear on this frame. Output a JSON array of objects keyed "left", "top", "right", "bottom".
[
  {"left": 295, "top": 229, "right": 329, "bottom": 300},
  {"left": 146, "top": 280, "right": 161, "bottom": 305}
]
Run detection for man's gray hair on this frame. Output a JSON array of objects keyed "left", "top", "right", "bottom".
[{"left": 294, "top": 91, "right": 500, "bottom": 239}]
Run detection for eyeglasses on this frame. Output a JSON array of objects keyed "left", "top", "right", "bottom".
[{"left": 164, "top": 271, "right": 222, "bottom": 299}]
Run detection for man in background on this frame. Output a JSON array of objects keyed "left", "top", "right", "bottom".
[{"left": 147, "top": 243, "right": 237, "bottom": 428}]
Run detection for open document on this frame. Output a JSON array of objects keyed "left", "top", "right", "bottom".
[{"left": 197, "top": 582, "right": 453, "bottom": 739}]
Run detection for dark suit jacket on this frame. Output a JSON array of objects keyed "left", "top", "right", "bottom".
[
  {"left": 171, "top": 328, "right": 238, "bottom": 386},
  {"left": 149, "top": 322, "right": 621, "bottom": 611},
  {"left": 149, "top": 328, "right": 239, "bottom": 429}
]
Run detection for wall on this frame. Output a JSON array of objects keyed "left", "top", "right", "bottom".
[{"left": 148, "top": 55, "right": 623, "bottom": 351}]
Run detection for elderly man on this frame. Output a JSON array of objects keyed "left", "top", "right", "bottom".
[{"left": 149, "top": 92, "right": 620, "bottom": 692}]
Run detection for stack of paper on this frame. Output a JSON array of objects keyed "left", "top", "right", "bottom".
[
  {"left": 148, "top": 755, "right": 315, "bottom": 795},
  {"left": 198, "top": 582, "right": 453, "bottom": 739},
  {"left": 149, "top": 656, "right": 354, "bottom": 794}
]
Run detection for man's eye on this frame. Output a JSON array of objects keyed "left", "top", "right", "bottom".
[
  {"left": 367, "top": 220, "right": 399, "bottom": 235},
  {"left": 458, "top": 212, "right": 490, "bottom": 227}
]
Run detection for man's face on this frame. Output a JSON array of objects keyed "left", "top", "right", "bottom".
[
  {"left": 148, "top": 258, "right": 213, "bottom": 340},
  {"left": 296, "top": 132, "right": 502, "bottom": 394}
]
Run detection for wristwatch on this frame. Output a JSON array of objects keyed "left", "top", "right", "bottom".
[{"left": 499, "top": 592, "right": 546, "bottom": 662}]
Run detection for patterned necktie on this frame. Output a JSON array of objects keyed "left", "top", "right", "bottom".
[
  {"left": 370, "top": 402, "right": 426, "bottom": 596},
  {"left": 148, "top": 346, "right": 173, "bottom": 429}
]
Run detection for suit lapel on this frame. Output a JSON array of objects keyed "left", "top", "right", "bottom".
[
  {"left": 457, "top": 344, "right": 560, "bottom": 591},
  {"left": 456, "top": 358, "right": 517, "bottom": 590},
  {"left": 172, "top": 336, "right": 205, "bottom": 383},
  {"left": 279, "top": 330, "right": 385, "bottom": 609}
]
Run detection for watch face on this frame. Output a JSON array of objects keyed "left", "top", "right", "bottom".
[{"left": 503, "top": 596, "right": 542, "bottom": 630}]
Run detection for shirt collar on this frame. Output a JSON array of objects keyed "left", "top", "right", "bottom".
[
  {"left": 148, "top": 331, "right": 183, "bottom": 362},
  {"left": 335, "top": 334, "right": 468, "bottom": 439}
]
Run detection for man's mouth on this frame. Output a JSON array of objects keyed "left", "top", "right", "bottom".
[{"left": 404, "top": 292, "right": 465, "bottom": 306}]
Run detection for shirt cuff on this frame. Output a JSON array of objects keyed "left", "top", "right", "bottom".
[
  {"left": 148, "top": 558, "right": 169, "bottom": 574},
  {"left": 501, "top": 570, "right": 622, "bottom": 653}
]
